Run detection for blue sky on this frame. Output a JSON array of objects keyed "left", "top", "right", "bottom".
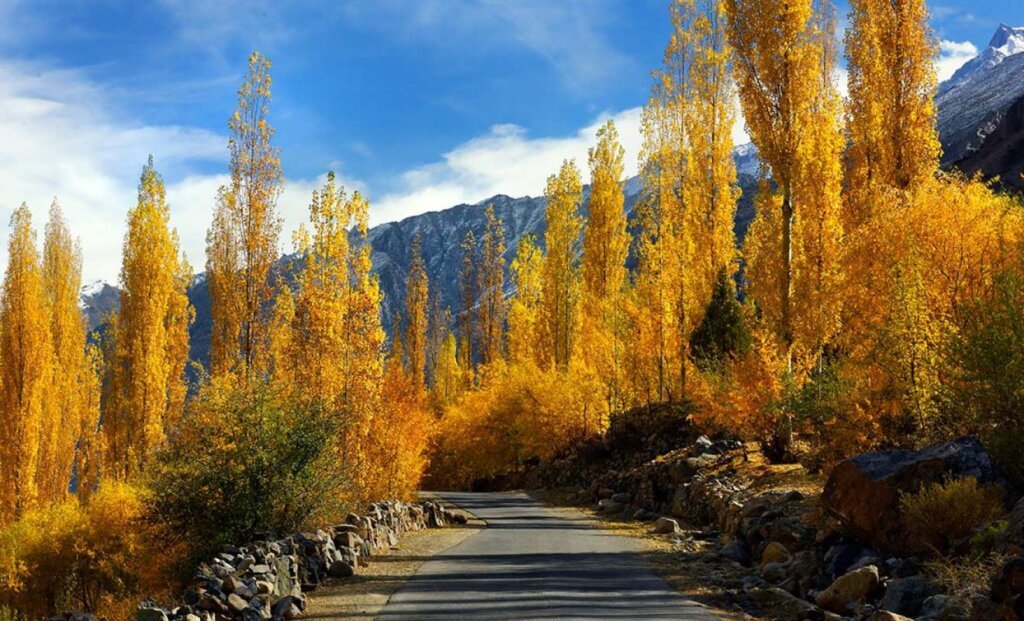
[{"left": 0, "top": 0, "right": 1012, "bottom": 281}]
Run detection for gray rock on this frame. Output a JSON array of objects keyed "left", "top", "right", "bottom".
[
  {"left": 328, "top": 559, "right": 355, "bottom": 578},
  {"left": 760, "top": 561, "right": 788, "bottom": 583},
  {"left": 597, "top": 498, "right": 624, "bottom": 514},
  {"left": 918, "top": 594, "right": 971, "bottom": 620},
  {"left": 881, "top": 575, "right": 941, "bottom": 617},
  {"left": 652, "top": 517, "right": 679, "bottom": 534},
  {"left": 822, "top": 437, "right": 1006, "bottom": 553},
  {"left": 719, "top": 539, "right": 751, "bottom": 565}
]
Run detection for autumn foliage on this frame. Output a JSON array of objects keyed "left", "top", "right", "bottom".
[{"left": 2, "top": 0, "right": 1024, "bottom": 615}]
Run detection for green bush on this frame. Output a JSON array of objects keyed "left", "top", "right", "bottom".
[
  {"left": 900, "top": 476, "right": 1005, "bottom": 554},
  {"left": 148, "top": 378, "right": 344, "bottom": 560},
  {"left": 946, "top": 268, "right": 1024, "bottom": 485}
]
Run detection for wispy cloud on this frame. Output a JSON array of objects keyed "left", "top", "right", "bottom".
[
  {"left": 339, "top": 0, "right": 632, "bottom": 92},
  {"left": 0, "top": 59, "right": 225, "bottom": 281},
  {"left": 937, "top": 39, "right": 979, "bottom": 81},
  {"left": 370, "top": 107, "right": 643, "bottom": 224}
]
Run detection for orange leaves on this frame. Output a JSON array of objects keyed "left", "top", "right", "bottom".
[{"left": 543, "top": 160, "right": 584, "bottom": 370}]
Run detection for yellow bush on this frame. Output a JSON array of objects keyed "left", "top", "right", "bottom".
[
  {"left": 0, "top": 482, "right": 182, "bottom": 619},
  {"left": 428, "top": 360, "right": 606, "bottom": 489},
  {"left": 900, "top": 476, "right": 1005, "bottom": 554}
]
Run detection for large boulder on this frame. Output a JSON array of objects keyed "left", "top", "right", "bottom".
[
  {"left": 881, "top": 575, "right": 941, "bottom": 617},
  {"left": 815, "top": 565, "right": 881, "bottom": 613},
  {"left": 821, "top": 437, "right": 1006, "bottom": 552}
]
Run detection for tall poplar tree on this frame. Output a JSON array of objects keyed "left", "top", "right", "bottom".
[
  {"left": 457, "top": 230, "right": 477, "bottom": 375},
  {"left": 508, "top": 235, "right": 545, "bottom": 367},
  {"left": 477, "top": 205, "right": 506, "bottom": 366},
  {"left": 582, "top": 120, "right": 629, "bottom": 409},
  {"left": 207, "top": 51, "right": 282, "bottom": 379},
  {"left": 846, "top": 0, "right": 939, "bottom": 218},
  {"left": 543, "top": 160, "right": 583, "bottom": 370},
  {"left": 726, "top": 0, "right": 843, "bottom": 369},
  {"left": 38, "top": 202, "right": 86, "bottom": 500},
  {"left": 0, "top": 206, "right": 52, "bottom": 520},
  {"left": 108, "top": 158, "right": 193, "bottom": 479},
  {"left": 404, "top": 234, "right": 429, "bottom": 387}
]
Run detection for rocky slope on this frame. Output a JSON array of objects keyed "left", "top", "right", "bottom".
[{"left": 938, "top": 24, "right": 1024, "bottom": 186}]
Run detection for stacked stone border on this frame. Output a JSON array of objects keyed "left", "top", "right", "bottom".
[{"left": 61, "top": 499, "right": 463, "bottom": 621}]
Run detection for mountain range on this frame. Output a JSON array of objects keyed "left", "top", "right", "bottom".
[{"left": 81, "top": 24, "right": 1024, "bottom": 366}]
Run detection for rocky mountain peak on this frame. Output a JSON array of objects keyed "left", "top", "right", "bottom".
[{"left": 989, "top": 23, "right": 1024, "bottom": 53}]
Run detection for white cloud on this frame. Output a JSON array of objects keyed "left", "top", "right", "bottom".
[
  {"left": 937, "top": 39, "right": 979, "bottom": 81},
  {"left": 0, "top": 57, "right": 349, "bottom": 283},
  {"left": 0, "top": 59, "right": 225, "bottom": 282},
  {"left": 369, "top": 107, "right": 644, "bottom": 224}
]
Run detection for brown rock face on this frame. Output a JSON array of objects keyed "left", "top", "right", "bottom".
[{"left": 821, "top": 437, "right": 1005, "bottom": 553}]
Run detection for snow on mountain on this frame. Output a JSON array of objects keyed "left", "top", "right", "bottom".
[
  {"left": 79, "top": 279, "right": 119, "bottom": 330},
  {"left": 943, "top": 24, "right": 1024, "bottom": 91},
  {"left": 937, "top": 24, "right": 1024, "bottom": 167}
]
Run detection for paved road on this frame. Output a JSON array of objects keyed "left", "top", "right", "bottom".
[{"left": 378, "top": 491, "right": 720, "bottom": 620}]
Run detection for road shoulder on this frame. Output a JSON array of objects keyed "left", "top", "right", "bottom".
[
  {"left": 304, "top": 503, "right": 484, "bottom": 620},
  {"left": 529, "top": 489, "right": 752, "bottom": 620}
]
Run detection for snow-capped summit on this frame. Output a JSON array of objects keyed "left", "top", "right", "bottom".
[
  {"left": 988, "top": 23, "right": 1024, "bottom": 55},
  {"left": 937, "top": 24, "right": 1024, "bottom": 168},
  {"left": 79, "top": 279, "right": 119, "bottom": 330},
  {"left": 943, "top": 24, "right": 1024, "bottom": 93}
]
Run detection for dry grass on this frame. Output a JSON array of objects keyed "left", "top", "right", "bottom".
[
  {"left": 900, "top": 476, "right": 1005, "bottom": 553},
  {"left": 927, "top": 552, "right": 1009, "bottom": 600}
]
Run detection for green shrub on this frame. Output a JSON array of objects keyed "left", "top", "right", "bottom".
[
  {"left": 149, "top": 378, "right": 344, "bottom": 561},
  {"left": 900, "top": 476, "right": 1005, "bottom": 554},
  {"left": 946, "top": 268, "right": 1024, "bottom": 486}
]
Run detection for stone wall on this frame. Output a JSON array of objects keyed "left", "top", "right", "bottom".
[{"left": 63, "top": 499, "right": 461, "bottom": 621}]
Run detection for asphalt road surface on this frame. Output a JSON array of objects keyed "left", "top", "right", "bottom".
[{"left": 377, "top": 491, "right": 720, "bottom": 620}]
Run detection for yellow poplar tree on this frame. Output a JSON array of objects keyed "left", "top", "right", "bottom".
[
  {"left": 842, "top": 0, "right": 941, "bottom": 366},
  {"left": 635, "top": 0, "right": 740, "bottom": 400},
  {"left": 276, "top": 172, "right": 385, "bottom": 496},
  {"left": 109, "top": 158, "right": 194, "bottom": 479},
  {"left": 543, "top": 160, "right": 583, "bottom": 370},
  {"left": 207, "top": 51, "right": 282, "bottom": 379},
  {"left": 682, "top": 0, "right": 740, "bottom": 287},
  {"left": 845, "top": 0, "right": 939, "bottom": 217},
  {"left": 477, "top": 205, "right": 506, "bottom": 366},
  {"left": 457, "top": 230, "right": 477, "bottom": 376},
  {"left": 508, "top": 235, "right": 545, "bottom": 367},
  {"left": 582, "top": 121, "right": 629, "bottom": 409},
  {"left": 38, "top": 201, "right": 86, "bottom": 501},
  {"left": 726, "top": 0, "right": 844, "bottom": 369},
  {"left": 0, "top": 205, "right": 53, "bottom": 520},
  {"left": 404, "top": 234, "right": 430, "bottom": 387}
]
